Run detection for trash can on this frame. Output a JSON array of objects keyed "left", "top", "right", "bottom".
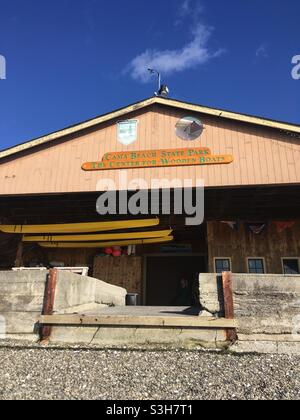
[{"left": 126, "top": 293, "right": 139, "bottom": 306}]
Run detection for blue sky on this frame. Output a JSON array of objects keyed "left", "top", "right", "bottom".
[{"left": 0, "top": 0, "right": 299, "bottom": 149}]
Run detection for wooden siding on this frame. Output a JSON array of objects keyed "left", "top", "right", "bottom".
[
  {"left": 23, "top": 247, "right": 97, "bottom": 270},
  {"left": 0, "top": 104, "right": 300, "bottom": 195},
  {"left": 207, "top": 221, "right": 300, "bottom": 274},
  {"left": 93, "top": 256, "right": 143, "bottom": 296}
]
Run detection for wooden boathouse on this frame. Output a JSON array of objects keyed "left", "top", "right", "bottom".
[{"left": 0, "top": 96, "right": 300, "bottom": 307}]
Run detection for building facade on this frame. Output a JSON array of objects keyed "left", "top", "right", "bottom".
[{"left": 0, "top": 97, "right": 299, "bottom": 305}]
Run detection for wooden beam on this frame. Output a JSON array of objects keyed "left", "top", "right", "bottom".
[
  {"left": 14, "top": 240, "right": 23, "bottom": 268},
  {"left": 40, "top": 269, "right": 58, "bottom": 342},
  {"left": 222, "top": 272, "right": 238, "bottom": 342},
  {"left": 39, "top": 314, "right": 237, "bottom": 329}
]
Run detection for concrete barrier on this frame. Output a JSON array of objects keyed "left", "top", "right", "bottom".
[
  {"left": 0, "top": 270, "right": 127, "bottom": 341},
  {"left": 54, "top": 271, "right": 127, "bottom": 314},
  {"left": 230, "top": 274, "right": 300, "bottom": 355},
  {"left": 199, "top": 273, "right": 224, "bottom": 315},
  {"left": 199, "top": 272, "right": 300, "bottom": 354},
  {"left": 50, "top": 325, "right": 227, "bottom": 349},
  {"left": 2, "top": 270, "right": 299, "bottom": 352},
  {"left": 0, "top": 271, "right": 47, "bottom": 341}
]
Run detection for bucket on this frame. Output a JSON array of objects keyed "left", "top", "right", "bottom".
[{"left": 126, "top": 293, "right": 139, "bottom": 306}]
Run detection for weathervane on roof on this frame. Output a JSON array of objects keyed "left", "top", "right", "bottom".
[{"left": 148, "top": 68, "right": 169, "bottom": 98}]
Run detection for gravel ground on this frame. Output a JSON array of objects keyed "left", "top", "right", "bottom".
[{"left": 0, "top": 341, "right": 299, "bottom": 400}]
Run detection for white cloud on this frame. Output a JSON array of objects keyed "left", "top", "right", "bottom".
[
  {"left": 256, "top": 43, "right": 269, "bottom": 58},
  {"left": 127, "top": 24, "right": 224, "bottom": 83},
  {"left": 180, "top": 0, "right": 192, "bottom": 17},
  {"left": 175, "top": 0, "right": 203, "bottom": 27}
]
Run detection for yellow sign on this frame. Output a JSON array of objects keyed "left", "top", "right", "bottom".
[{"left": 82, "top": 147, "right": 233, "bottom": 171}]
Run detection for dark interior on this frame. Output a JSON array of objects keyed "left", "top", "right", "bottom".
[{"left": 146, "top": 256, "right": 206, "bottom": 306}]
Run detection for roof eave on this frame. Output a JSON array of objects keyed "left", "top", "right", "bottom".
[{"left": 1, "top": 96, "right": 299, "bottom": 161}]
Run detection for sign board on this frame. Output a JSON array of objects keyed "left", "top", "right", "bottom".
[
  {"left": 82, "top": 147, "right": 234, "bottom": 171},
  {"left": 117, "top": 120, "right": 138, "bottom": 146}
]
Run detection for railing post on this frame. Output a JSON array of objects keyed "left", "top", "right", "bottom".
[
  {"left": 40, "top": 268, "right": 58, "bottom": 343},
  {"left": 222, "top": 271, "right": 238, "bottom": 343}
]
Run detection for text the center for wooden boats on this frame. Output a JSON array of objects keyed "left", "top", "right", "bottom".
[{"left": 82, "top": 147, "right": 234, "bottom": 171}]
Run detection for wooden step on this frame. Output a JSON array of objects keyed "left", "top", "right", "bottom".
[{"left": 39, "top": 314, "right": 236, "bottom": 329}]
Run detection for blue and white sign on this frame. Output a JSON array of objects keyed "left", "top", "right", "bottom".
[{"left": 117, "top": 120, "right": 138, "bottom": 146}]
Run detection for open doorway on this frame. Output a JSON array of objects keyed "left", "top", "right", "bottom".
[{"left": 145, "top": 255, "right": 206, "bottom": 306}]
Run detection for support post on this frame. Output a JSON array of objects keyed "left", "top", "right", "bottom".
[
  {"left": 14, "top": 240, "right": 24, "bottom": 268},
  {"left": 40, "top": 268, "right": 58, "bottom": 343},
  {"left": 222, "top": 271, "right": 238, "bottom": 343}
]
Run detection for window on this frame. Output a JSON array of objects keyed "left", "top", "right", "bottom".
[
  {"left": 214, "top": 258, "right": 231, "bottom": 274},
  {"left": 247, "top": 258, "right": 265, "bottom": 274},
  {"left": 282, "top": 259, "right": 300, "bottom": 275}
]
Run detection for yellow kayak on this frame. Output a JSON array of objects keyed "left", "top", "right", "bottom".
[
  {"left": 0, "top": 218, "right": 159, "bottom": 234},
  {"left": 23, "top": 229, "right": 173, "bottom": 243},
  {"left": 38, "top": 236, "right": 174, "bottom": 248}
]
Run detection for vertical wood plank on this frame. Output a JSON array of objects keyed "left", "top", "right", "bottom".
[
  {"left": 93, "top": 256, "right": 143, "bottom": 296},
  {"left": 40, "top": 268, "right": 58, "bottom": 342},
  {"left": 222, "top": 271, "right": 237, "bottom": 342}
]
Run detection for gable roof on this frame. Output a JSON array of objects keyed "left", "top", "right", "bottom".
[{"left": 1, "top": 96, "right": 300, "bottom": 161}]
